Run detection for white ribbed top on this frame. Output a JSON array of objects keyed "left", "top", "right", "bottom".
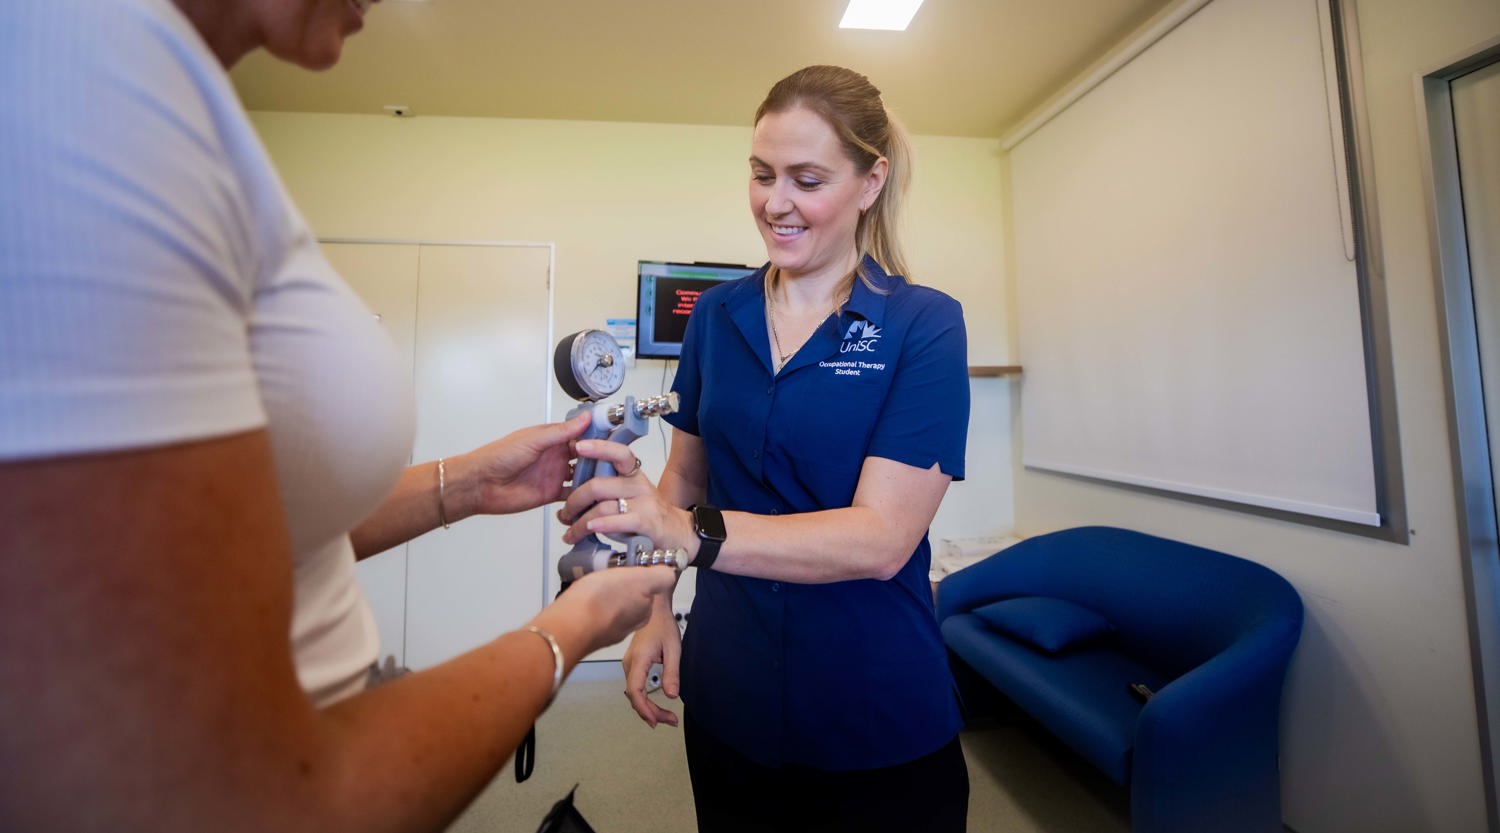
[{"left": 0, "top": 0, "right": 416, "bottom": 705}]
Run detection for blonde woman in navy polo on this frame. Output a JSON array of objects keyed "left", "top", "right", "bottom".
[{"left": 562, "top": 65, "right": 971, "bottom": 831}]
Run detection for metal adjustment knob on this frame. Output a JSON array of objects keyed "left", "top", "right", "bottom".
[
  {"left": 610, "top": 545, "right": 687, "bottom": 571},
  {"left": 605, "top": 392, "right": 680, "bottom": 426},
  {"left": 634, "top": 392, "right": 680, "bottom": 418}
]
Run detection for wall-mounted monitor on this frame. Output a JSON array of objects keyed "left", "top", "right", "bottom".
[{"left": 635, "top": 260, "right": 757, "bottom": 359}]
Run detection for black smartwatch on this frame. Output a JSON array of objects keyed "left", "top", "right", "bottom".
[{"left": 688, "top": 504, "right": 726, "bottom": 571}]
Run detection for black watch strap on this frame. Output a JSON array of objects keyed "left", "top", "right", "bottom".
[{"left": 688, "top": 504, "right": 726, "bottom": 571}]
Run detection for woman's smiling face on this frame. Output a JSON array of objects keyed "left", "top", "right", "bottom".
[{"left": 749, "top": 106, "right": 885, "bottom": 283}]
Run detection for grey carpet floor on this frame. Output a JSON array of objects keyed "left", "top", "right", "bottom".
[{"left": 449, "top": 671, "right": 1129, "bottom": 833}]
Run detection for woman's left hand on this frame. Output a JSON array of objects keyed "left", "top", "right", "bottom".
[{"left": 559, "top": 439, "right": 695, "bottom": 552}]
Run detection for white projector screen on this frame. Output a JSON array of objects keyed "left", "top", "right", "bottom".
[{"left": 1010, "top": 0, "right": 1380, "bottom": 525}]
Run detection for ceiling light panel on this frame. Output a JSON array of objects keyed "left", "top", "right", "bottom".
[{"left": 839, "top": 0, "right": 925, "bottom": 31}]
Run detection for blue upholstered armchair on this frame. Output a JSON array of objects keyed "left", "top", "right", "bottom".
[{"left": 937, "top": 526, "right": 1303, "bottom": 833}]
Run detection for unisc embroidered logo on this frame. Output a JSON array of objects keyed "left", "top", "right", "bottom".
[
  {"left": 840, "top": 320, "right": 881, "bottom": 354},
  {"left": 821, "top": 321, "right": 887, "bottom": 376}
]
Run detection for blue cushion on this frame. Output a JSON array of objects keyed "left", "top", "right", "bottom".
[{"left": 972, "top": 596, "right": 1115, "bottom": 654}]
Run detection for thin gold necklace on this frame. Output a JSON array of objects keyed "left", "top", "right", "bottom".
[{"left": 768, "top": 285, "right": 842, "bottom": 366}]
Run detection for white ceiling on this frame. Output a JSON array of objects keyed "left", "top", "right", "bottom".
[{"left": 230, "top": 0, "right": 1175, "bottom": 139}]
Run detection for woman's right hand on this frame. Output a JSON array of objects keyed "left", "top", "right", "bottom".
[
  {"left": 560, "top": 439, "right": 699, "bottom": 558},
  {"left": 621, "top": 601, "right": 683, "bottom": 728},
  {"left": 531, "top": 566, "right": 677, "bottom": 660}
]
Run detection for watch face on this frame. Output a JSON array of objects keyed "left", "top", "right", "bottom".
[
  {"left": 554, "top": 329, "right": 626, "bottom": 401},
  {"left": 693, "top": 505, "right": 728, "bottom": 541}
]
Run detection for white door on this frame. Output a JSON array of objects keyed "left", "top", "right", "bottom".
[{"left": 325, "top": 241, "right": 552, "bottom": 670}]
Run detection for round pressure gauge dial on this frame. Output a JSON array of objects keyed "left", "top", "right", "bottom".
[{"left": 554, "top": 328, "right": 627, "bottom": 402}]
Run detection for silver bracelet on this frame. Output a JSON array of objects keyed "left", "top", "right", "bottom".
[
  {"left": 437, "top": 458, "right": 450, "bottom": 530},
  {"left": 523, "top": 624, "right": 565, "bottom": 701}
]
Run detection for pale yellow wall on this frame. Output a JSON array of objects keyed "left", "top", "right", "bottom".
[
  {"left": 251, "top": 1, "right": 1500, "bottom": 823},
  {"left": 1010, "top": 1, "right": 1500, "bottom": 831},
  {"left": 249, "top": 112, "right": 1015, "bottom": 544}
]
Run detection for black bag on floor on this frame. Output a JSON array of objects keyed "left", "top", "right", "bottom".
[{"left": 535, "top": 784, "right": 596, "bottom": 833}]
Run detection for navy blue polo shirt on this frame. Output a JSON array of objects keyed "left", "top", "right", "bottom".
[{"left": 666, "top": 256, "right": 969, "bottom": 770}]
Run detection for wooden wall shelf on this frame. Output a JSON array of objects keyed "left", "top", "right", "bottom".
[{"left": 968, "top": 365, "right": 1023, "bottom": 377}]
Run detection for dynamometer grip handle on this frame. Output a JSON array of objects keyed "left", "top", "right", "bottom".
[{"left": 557, "top": 394, "right": 681, "bottom": 589}]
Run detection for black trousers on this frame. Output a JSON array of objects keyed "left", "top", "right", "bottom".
[{"left": 683, "top": 713, "right": 969, "bottom": 833}]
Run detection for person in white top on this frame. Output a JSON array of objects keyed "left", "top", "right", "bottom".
[{"left": 0, "top": 0, "right": 676, "bottom": 829}]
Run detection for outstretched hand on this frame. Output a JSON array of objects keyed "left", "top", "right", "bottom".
[
  {"left": 531, "top": 566, "right": 679, "bottom": 659},
  {"left": 455, "top": 411, "right": 593, "bottom": 518}
]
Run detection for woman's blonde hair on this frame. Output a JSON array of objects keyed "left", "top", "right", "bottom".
[{"left": 755, "top": 65, "right": 914, "bottom": 292}]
